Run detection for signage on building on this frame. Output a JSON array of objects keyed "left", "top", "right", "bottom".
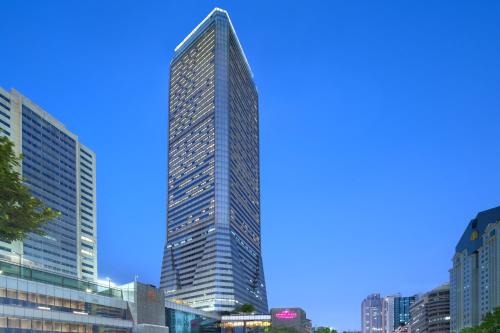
[{"left": 275, "top": 310, "right": 298, "bottom": 319}]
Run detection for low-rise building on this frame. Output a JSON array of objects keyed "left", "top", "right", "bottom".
[
  {"left": 271, "top": 308, "right": 311, "bottom": 333},
  {"left": 0, "top": 259, "right": 133, "bottom": 333},
  {"left": 220, "top": 314, "right": 271, "bottom": 333},
  {"left": 0, "top": 258, "right": 173, "bottom": 333},
  {"left": 165, "top": 299, "right": 219, "bottom": 333},
  {"left": 220, "top": 308, "right": 311, "bottom": 333}
]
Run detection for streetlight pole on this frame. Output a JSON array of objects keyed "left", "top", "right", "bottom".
[
  {"left": 106, "top": 277, "right": 111, "bottom": 296},
  {"left": 12, "top": 250, "right": 22, "bottom": 277}
]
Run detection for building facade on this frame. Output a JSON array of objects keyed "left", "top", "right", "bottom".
[
  {"left": 409, "top": 284, "right": 450, "bottom": 333},
  {"left": 0, "top": 259, "right": 132, "bottom": 333},
  {"left": 449, "top": 206, "right": 500, "bottom": 333},
  {"left": 160, "top": 8, "right": 267, "bottom": 313},
  {"left": 0, "top": 88, "right": 97, "bottom": 281},
  {"left": 362, "top": 294, "right": 383, "bottom": 333},
  {"left": 165, "top": 300, "right": 219, "bottom": 333},
  {"left": 220, "top": 314, "right": 271, "bottom": 333},
  {"left": 393, "top": 296, "right": 415, "bottom": 329},
  {"left": 220, "top": 308, "right": 311, "bottom": 333},
  {"left": 0, "top": 259, "right": 176, "bottom": 333},
  {"left": 270, "top": 308, "right": 311, "bottom": 333},
  {"left": 392, "top": 325, "right": 409, "bottom": 333},
  {"left": 382, "top": 294, "right": 400, "bottom": 333}
]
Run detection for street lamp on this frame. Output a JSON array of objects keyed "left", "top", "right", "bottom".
[{"left": 106, "top": 277, "right": 111, "bottom": 296}]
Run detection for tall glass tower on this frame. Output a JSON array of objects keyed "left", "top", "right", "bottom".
[{"left": 160, "top": 8, "right": 268, "bottom": 313}]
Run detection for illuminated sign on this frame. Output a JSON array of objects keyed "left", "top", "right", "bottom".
[{"left": 275, "top": 310, "right": 298, "bottom": 319}]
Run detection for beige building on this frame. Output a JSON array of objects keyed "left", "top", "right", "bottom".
[{"left": 450, "top": 206, "right": 500, "bottom": 332}]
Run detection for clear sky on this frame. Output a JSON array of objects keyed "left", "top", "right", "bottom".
[{"left": 1, "top": 0, "right": 500, "bottom": 330}]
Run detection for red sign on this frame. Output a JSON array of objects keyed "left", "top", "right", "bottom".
[{"left": 275, "top": 310, "right": 298, "bottom": 319}]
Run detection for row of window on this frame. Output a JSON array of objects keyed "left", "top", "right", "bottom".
[{"left": 0, "top": 317, "right": 130, "bottom": 333}]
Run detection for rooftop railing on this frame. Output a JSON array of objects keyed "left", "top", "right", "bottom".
[{"left": 0, "top": 259, "right": 122, "bottom": 299}]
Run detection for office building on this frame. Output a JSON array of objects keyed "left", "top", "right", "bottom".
[
  {"left": 394, "top": 296, "right": 416, "bottom": 328},
  {"left": 0, "top": 88, "right": 97, "bottom": 281},
  {"left": 449, "top": 206, "right": 500, "bottom": 332},
  {"left": 362, "top": 294, "right": 384, "bottom": 333},
  {"left": 410, "top": 284, "right": 450, "bottom": 333},
  {"left": 160, "top": 8, "right": 267, "bottom": 313},
  {"left": 382, "top": 294, "right": 400, "bottom": 333}
]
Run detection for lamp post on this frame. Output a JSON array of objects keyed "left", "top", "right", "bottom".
[{"left": 106, "top": 277, "right": 111, "bottom": 296}]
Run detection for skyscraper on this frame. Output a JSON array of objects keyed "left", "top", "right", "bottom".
[
  {"left": 449, "top": 206, "right": 500, "bottom": 333},
  {"left": 160, "top": 8, "right": 268, "bottom": 313},
  {"left": 362, "top": 294, "right": 384, "bottom": 333},
  {"left": 0, "top": 88, "right": 97, "bottom": 281},
  {"left": 394, "top": 296, "right": 416, "bottom": 328}
]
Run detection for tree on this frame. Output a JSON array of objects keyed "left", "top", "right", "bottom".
[
  {"left": 266, "top": 328, "right": 300, "bottom": 333},
  {"left": 0, "top": 136, "right": 59, "bottom": 242},
  {"left": 460, "top": 307, "right": 500, "bottom": 333},
  {"left": 315, "top": 327, "right": 332, "bottom": 333},
  {"left": 235, "top": 303, "right": 256, "bottom": 313},
  {"left": 315, "top": 327, "right": 337, "bottom": 333}
]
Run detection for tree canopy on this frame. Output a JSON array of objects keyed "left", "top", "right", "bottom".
[
  {"left": 0, "top": 136, "right": 59, "bottom": 242},
  {"left": 266, "top": 328, "right": 301, "bottom": 333},
  {"left": 315, "top": 327, "right": 338, "bottom": 333},
  {"left": 233, "top": 303, "right": 256, "bottom": 314},
  {"left": 460, "top": 308, "right": 500, "bottom": 333}
]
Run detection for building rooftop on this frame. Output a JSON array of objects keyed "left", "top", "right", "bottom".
[
  {"left": 455, "top": 205, "right": 500, "bottom": 254},
  {"left": 0, "top": 258, "right": 122, "bottom": 299},
  {"left": 172, "top": 7, "right": 254, "bottom": 78}
]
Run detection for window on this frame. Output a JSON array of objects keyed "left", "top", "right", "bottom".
[{"left": 0, "top": 94, "right": 9, "bottom": 103}]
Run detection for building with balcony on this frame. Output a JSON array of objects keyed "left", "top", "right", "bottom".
[{"left": 409, "top": 284, "right": 450, "bottom": 333}]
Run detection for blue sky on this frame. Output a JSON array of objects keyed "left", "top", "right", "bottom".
[{"left": 1, "top": 0, "right": 500, "bottom": 330}]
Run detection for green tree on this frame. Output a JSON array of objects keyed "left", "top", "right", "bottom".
[
  {"left": 0, "top": 136, "right": 59, "bottom": 241},
  {"left": 460, "top": 307, "right": 500, "bottom": 333},
  {"left": 315, "top": 327, "right": 332, "bottom": 333},
  {"left": 235, "top": 303, "right": 256, "bottom": 313},
  {"left": 266, "top": 328, "right": 300, "bottom": 333}
]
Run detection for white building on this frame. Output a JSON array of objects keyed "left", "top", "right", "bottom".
[
  {"left": 382, "top": 294, "right": 400, "bottom": 333},
  {"left": 450, "top": 206, "right": 500, "bottom": 332},
  {"left": 362, "top": 294, "right": 384, "bottom": 333}
]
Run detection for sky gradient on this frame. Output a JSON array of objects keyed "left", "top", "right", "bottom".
[{"left": 1, "top": 0, "right": 500, "bottom": 330}]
